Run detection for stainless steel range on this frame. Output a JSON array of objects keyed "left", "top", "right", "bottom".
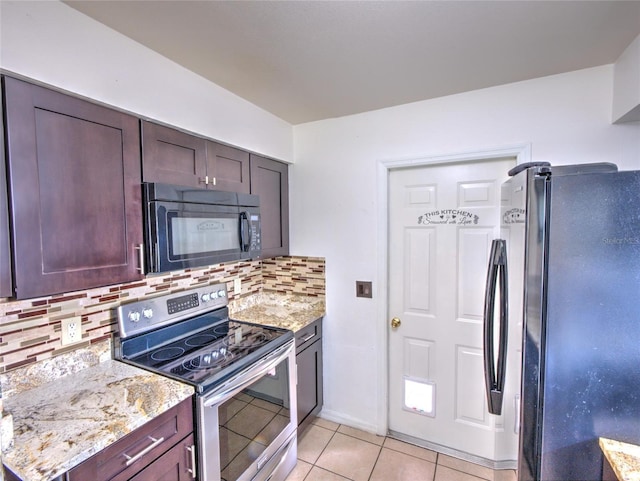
[{"left": 115, "top": 284, "right": 297, "bottom": 481}]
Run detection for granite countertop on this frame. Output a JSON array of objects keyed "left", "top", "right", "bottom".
[
  {"left": 600, "top": 438, "right": 640, "bottom": 481},
  {"left": 2, "top": 360, "right": 194, "bottom": 481},
  {"left": 230, "top": 292, "right": 326, "bottom": 332}
]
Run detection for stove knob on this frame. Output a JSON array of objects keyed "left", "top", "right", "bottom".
[
  {"left": 217, "top": 290, "right": 226, "bottom": 298},
  {"left": 210, "top": 291, "right": 218, "bottom": 299},
  {"left": 142, "top": 308, "right": 153, "bottom": 319},
  {"left": 128, "top": 311, "right": 141, "bottom": 323},
  {"left": 201, "top": 293, "right": 211, "bottom": 302}
]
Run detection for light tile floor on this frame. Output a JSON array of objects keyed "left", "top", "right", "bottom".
[{"left": 287, "top": 418, "right": 518, "bottom": 481}]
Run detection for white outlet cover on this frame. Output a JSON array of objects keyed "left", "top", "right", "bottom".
[
  {"left": 234, "top": 278, "right": 242, "bottom": 294},
  {"left": 61, "top": 317, "right": 82, "bottom": 345}
]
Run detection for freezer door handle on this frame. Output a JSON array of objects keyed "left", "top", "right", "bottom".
[{"left": 483, "top": 239, "right": 509, "bottom": 415}]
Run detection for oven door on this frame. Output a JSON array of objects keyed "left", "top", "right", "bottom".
[
  {"left": 147, "top": 200, "right": 257, "bottom": 273},
  {"left": 197, "top": 340, "right": 297, "bottom": 481}
]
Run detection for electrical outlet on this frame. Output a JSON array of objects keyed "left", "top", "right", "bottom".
[
  {"left": 61, "top": 317, "right": 82, "bottom": 345},
  {"left": 234, "top": 278, "right": 242, "bottom": 294}
]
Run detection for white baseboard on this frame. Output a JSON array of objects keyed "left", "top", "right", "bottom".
[{"left": 317, "top": 408, "right": 381, "bottom": 435}]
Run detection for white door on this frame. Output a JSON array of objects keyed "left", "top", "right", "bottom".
[{"left": 387, "top": 157, "right": 518, "bottom": 463}]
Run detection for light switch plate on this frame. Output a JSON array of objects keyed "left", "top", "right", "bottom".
[
  {"left": 61, "top": 317, "right": 82, "bottom": 345},
  {"left": 356, "top": 281, "right": 373, "bottom": 298}
]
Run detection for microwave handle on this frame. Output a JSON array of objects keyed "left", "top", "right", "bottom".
[{"left": 239, "top": 211, "right": 251, "bottom": 252}]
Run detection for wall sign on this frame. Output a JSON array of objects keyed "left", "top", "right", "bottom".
[
  {"left": 418, "top": 210, "right": 479, "bottom": 225},
  {"left": 503, "top": 208, "right": 525, "bottom": 224}
]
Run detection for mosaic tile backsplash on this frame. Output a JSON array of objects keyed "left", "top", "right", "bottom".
[{"left": 0, "top": 256, "right": 325, "bottom": 374}]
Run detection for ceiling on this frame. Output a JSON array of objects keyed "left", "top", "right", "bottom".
[{"left": 64, "top": 1, "right": 640, "bottom": 125}]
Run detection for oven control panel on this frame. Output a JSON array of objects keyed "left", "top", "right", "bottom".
[
  {"left": 116, "top": 283, "right": 228, "bottom": 338},
  {"left": 167, "top": 292, "right": 200, "bottom": 314}
]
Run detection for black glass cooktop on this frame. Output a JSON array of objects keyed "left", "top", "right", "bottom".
[{"left": 119, "top": 309, "right": 292, "bottom": 393}]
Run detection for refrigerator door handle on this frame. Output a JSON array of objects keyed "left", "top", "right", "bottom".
[{"left": 483, "top": 239, "right": 508, "bottom": 415}]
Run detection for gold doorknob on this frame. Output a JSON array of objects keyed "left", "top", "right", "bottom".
[{"left": 391, "top": 317, "right": 401, "bottom": 329}]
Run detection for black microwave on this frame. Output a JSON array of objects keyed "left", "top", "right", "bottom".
[{"left": 143, "top": 183, "right": 261, "bottom": 274}]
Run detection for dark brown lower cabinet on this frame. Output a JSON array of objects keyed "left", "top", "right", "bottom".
[
  {"left": 129, "top": 433, "right": 195, "bottom": 481},
  {"left": 67, "top": 397, "right": 195, "bottom": 481},
  {"left": 295, "top": 318, "right": 323, "bottom": 432},
  {"left": 601, "top": 452, "right": 618, "bottom": 481}
]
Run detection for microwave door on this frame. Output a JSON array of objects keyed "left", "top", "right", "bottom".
[{"left": 150, "top": 202, "right": 242, "bottom": 272}]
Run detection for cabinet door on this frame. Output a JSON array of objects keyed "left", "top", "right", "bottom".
[
  {"left": 129, "top": 433, "right": 196, "bottom": 481},
  {"left": 296, "top": 337, "right": 323, "bottom": 429},
  {"left": 206, "top": 140, "right": 250, "bottom": 193},
  {"left": 249, "top": 154, "right": 289, "bottom": 258},
  {"left": 3, "top": 77, "right": 143, "bottom": 299},
  {"left": 141, "top": 120, "right": 207, "bottom": 188},
  {"left": 0, "top": 85, "right": 12, "bottom": 297}
]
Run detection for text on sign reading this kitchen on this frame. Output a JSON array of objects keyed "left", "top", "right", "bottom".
[{"left": 418, "top": 210, "right": 480, "bottom": 225}]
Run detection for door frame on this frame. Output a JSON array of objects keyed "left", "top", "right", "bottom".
[{"left": 375, "top": 144, "right": 531, "bottom": 436}]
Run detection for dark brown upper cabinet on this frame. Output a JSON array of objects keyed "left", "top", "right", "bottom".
[
  {"left": 141, "top": 120, "right": 250, "bottom": 193},
  {"left": 207, "top": 140, "right": 250, "bottom": 194},
  {"left": 0, "top": 87, "right": 12, "bottom": 298},
  {"left": 250, "top": 154, "right": 289, "bottom": 258},
  {"left": 2, "top": 77, "right": 143, "bottom": 299},
  {"left": 140, "top": 120, "right": 207, "bottom": 188}
]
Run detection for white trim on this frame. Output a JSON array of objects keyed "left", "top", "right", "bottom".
[
  {"left": 387, "top": 430, "right": 518, "bottom": 470},
  {"left": 318, "top": 408, "right": 380, "bottom": 435},
  {"left": 375, "top": 143, "right": 531, "bottom": 436}
]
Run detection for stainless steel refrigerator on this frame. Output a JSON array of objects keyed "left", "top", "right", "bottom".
[{"left": 483, "top": 162, "right": 640, "bottom": 481}]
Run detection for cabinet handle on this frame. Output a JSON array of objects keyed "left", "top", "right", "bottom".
[
  {"left": 197, "top": 176, "right": 216, "bottom": 186},
  {"left": 123, "top": 436, "right": 165, "bottom": 466},
  {"left": 135, "top": 244, "right": 145, "bottom": 274},
  {"left": 301, "top": 332, "right": 316, "bottom": 343},
  {"left": 187, "top": 444, "right": 197, "bottom": 479}
]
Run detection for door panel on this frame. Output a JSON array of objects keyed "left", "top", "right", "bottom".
[
  {"left": 388, "top": 158, "right": 516, "bottom": 463},
  {"left": 141, "top": 120, "right": 207, "bottom": 187},
  {"left": 404, "top": 227, "right": 435, "bottom": 313},
  {"left": 208, "top": 141, "right": 250, "bottom": 193},
  {"left": 455, "top": 346, "right": 488, "bottom": 425},
  {"left": 35, "top": 109, "right": 127, "bottom": 272},
  {"left": 458, "top": 229, "right": 494, "bottom": 322},
  {"left": 404, "top": 337, "right": 434, "bottom": 380},
  {"left": 249, "top": 154, "right": 289, "bottom": 258}
]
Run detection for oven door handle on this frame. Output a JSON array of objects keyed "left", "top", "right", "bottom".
[{"left": 203, "top": 339, "right": 294, "bottom": 408}]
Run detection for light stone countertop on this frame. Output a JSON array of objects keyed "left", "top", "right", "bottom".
[
  {"left": 2, "top": 360, "right": 194, "bottom": 481},
  {"left": 230, "top": 292, "right": 326, "bottom": 332},
  {"left": 600, "top": 438, "right": 640, "bottom": 481}
]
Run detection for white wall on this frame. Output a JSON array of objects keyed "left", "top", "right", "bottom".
[
  {"left": 0, "top": 1, "right": 293, "bottom": 162},
  {"left": 291, "top": 65, "right": 640, "bottom": 432}
]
